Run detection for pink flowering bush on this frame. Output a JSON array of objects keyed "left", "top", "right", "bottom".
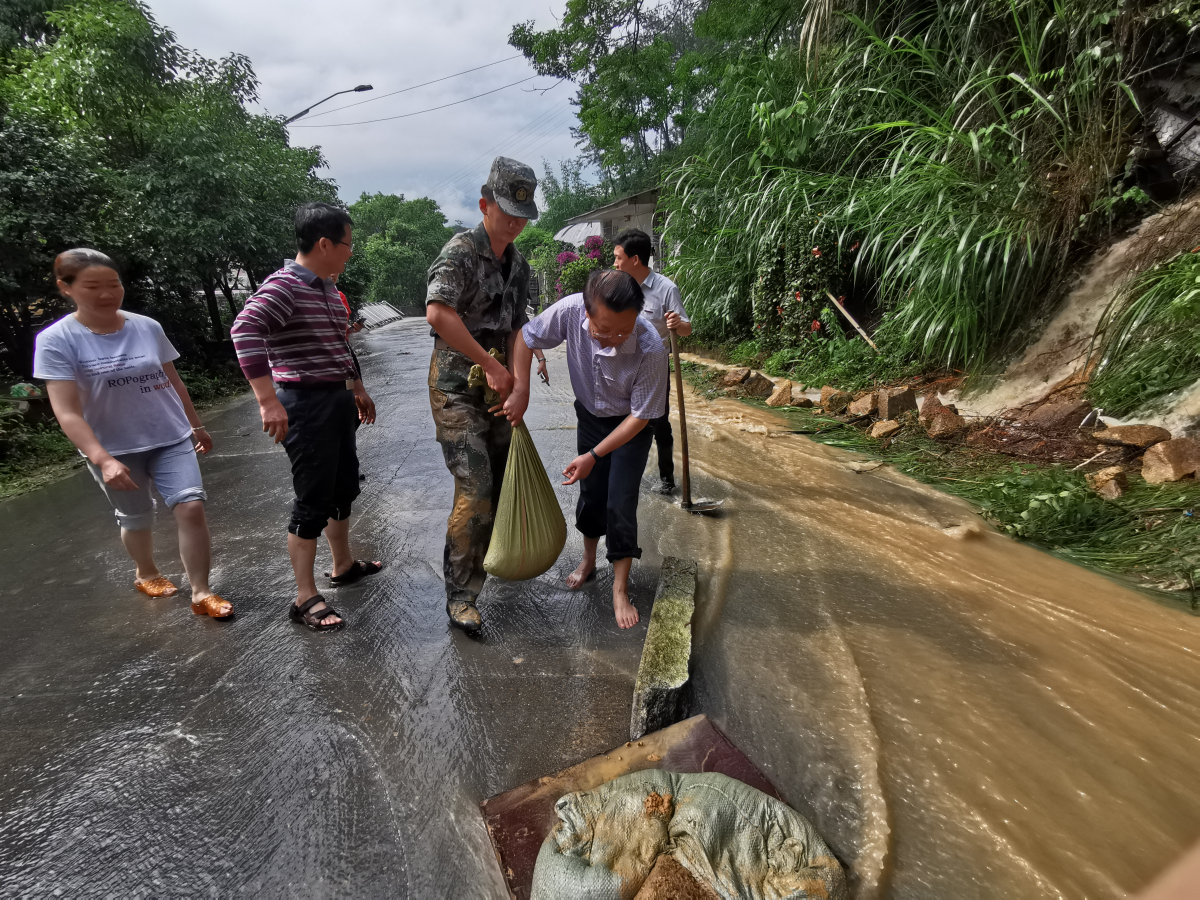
[
  {"left": 582, "top": 235, "right": 610, "bottom": 264},
  {"left": 556, "top": 250, "right": 579, "bottom": 267}
]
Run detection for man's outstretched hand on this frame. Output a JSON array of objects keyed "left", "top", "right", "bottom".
[
  {"left": 485, "top": 357, "right": 515, "bottom": 401},
  {"left": 562, "top": 452, "right": 596, "bottom": 485},
  {"left": 354, "top": 385, "right": 376, "bottom": 424},
  {"left": 259, "top": 395, "right": 289, "bottom": 443},
  {"left": 492, "top": 385, "right": 529, "bottom": 426}
]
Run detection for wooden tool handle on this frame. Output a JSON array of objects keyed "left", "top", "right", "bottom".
[{"left": 670, "top": 331, "right": 692, "bottom": 507}]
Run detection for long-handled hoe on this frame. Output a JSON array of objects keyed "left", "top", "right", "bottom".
[{"left": 670, "top": 332, "right": 723, "bottom": 515}]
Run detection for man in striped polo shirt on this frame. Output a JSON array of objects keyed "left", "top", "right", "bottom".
[{"left": 231, "top": 202, "right": 383, "bottom": 632}]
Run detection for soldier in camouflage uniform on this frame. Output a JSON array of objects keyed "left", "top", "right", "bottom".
[{"left": 425, "top": 157, "right": 538, "bottom": 633}]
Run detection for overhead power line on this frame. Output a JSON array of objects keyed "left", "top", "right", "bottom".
[
  {"left": 301, "top": 55, "right": 523, "bottom": 120},
  {"left": 432, "top": 113, "right": 579, "bottom": 208},
  {"left": 423, "top": 99, "right": 574, "bottom": 197},
  {"left": 291, "top": 76, "right": 539, "bottom": 127},
  {"left": 427, "top": 108, "right": 577, "bottom": 207}
]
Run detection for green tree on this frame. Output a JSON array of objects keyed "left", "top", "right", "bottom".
[
  {"left": 534, "top": 158, "right": 605, "bottom": 235},
  {"left": 510, "top": 0, "right": 715, "bottom": 189},
  {"left": 342, "top": 193, "right": 453, "bottom": 309},
  {"left": 0, "top": 0, "right": 338, "bottom": 372}
]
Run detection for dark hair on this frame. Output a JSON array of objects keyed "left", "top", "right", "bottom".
[
  {"left": 613, "top": 228, "right": 653, "bottom": 267},
  {"left": 295, "top": 202, "right": 353, "bottom": 254},
  {"left": 54, "top": 248, "right": 118, "bottom": 285},
  {"left": 583, "top": 269, "right": 644, "bottom": 315},
  {"left": 481, "top": 184, "right": 496, "bottom": 203}
]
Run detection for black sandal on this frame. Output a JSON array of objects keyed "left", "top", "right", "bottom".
[
  {"left": 289, "top": 594, "right": 344, "bottom": 631},
  {"left": 328, "top": 560, "right": 384, "bottom": 586}
]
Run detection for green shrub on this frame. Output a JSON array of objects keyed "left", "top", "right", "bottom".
[
  {"left": 1088, "top": 250, "right": 1200, "bottom": 416},
  {"left": 977, "top": 467, "right": 1111, "bottom": 543},
  {"left": 559, "top": 257, "right": 601, "bottom": 296}
]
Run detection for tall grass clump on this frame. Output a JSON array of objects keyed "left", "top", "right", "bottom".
[
  {"left": 663, "top": 0, "right": 1170, "bottom": 370},
  {"left": 1089, "top": 248, "right": 1200, "bottom": 416}
]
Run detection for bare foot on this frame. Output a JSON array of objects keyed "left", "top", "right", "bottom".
[
  {"left": 566, "top": 557, "right": 596, "bottom": 590},
  {"left": 613, "top": 589, "right": 639, "bottom": 629}
]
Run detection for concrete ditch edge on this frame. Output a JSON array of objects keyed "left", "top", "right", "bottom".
[{"left": 630, "top": 556, "right": 698, "bottom": 740}]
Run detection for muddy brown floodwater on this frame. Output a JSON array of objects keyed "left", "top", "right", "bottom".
[{"left": 639, "top": 390, "right": 1200, "bottom": 899}]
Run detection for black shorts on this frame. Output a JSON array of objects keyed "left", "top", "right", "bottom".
[{"left": 278, "top": 384, "right": 360, "bottom": 539}]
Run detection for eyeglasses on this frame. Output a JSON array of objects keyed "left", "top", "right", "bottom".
[
  {"left": 332, "top": 238, "right": 353, "bottom": 250},
  {"left": 588, "top": 324, "right": 632, "bottom": 340}
]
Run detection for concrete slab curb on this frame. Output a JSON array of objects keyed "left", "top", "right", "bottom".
[{"left": 630, "top": 556, "right": 697, "bottom": 740}]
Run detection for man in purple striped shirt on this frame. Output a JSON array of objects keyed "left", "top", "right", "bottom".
[
  {"left": 499, "top": 269, "right": 668, "bottom": 629},
  {"left": 231, "top": 202, "right": 382, "bottom": 632}
]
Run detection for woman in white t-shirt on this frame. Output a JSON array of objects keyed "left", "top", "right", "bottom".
[{"left": 34, "top": 249, "right": 232, "bottom": 619}]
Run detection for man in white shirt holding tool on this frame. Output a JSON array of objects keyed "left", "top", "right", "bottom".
[
  {"left": 612, "top": 228, "right": 690, "bottom": 495},
  {"left": 496, "top": 269, "right": 668, "bottom": 630}
]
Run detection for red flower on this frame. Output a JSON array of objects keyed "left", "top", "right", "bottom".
[
  {"left": 776, "top": 306, "right": 784, "bottom": 317},
  {"left": 812, "top": 247, "right": 822, "bottom": 257},
  {"left": 850, "top": 242, "right": 860, "bottom": 251},
  {"left": 811, "top": 320, "right": 821, "bottom": 332},
  {"left": 794, "top": 291, "right": 802, "bottom": 301}
]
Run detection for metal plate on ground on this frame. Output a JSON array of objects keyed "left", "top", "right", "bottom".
[{"left": 480, "top": 714, "right": 779, "bottom": 900}]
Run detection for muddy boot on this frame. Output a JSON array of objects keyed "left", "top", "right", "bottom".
[{"left": 447, "top": 599, "right": 482, "bottom": 634}]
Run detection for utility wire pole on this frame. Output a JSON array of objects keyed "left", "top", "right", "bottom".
[{"left": 283, "top": 85, "right": 373, "bottom": 124}]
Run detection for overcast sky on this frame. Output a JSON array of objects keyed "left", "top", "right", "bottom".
[{"left": 142, "top": 0, "right": 582, "bottom": 225}]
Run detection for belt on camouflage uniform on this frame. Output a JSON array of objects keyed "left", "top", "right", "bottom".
[{"left": 434, "top": 335, "right": 506, "bottom": 354}]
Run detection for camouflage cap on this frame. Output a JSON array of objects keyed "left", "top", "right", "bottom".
[{"left": 486, "top": 156, "right": 539, "bottom": 220}]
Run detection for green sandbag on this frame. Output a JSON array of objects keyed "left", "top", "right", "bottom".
[{"left": 484, "top": 421, "right": 568, "bottom": 581}]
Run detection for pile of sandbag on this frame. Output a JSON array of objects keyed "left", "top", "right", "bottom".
[{"left": 531, "top": 770, "right": 847, "bottom": 900}]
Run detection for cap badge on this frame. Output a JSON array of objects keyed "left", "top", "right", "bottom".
[{"left": 514, "top": 187, "right": 528, "bottom": 202}]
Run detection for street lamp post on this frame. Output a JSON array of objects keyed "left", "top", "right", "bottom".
[{"left": 283, "top": 84, "right": 373, "bottom": 124}]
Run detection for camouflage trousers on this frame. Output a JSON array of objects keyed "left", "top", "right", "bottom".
[{"left": 429, "top": 387, "right": 512, "bottom": 605}]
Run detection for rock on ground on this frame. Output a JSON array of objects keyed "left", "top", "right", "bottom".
[
  {"left": 1141, "top": 438, "right": 1200, "bottom": 484},
  {"left": 870, "top": 420, "right": 902, "bottom": 439},
  {"left": 927, "top": 409, "right": 967, "bottom": 440},
  {"left": 1093, "top": 424, "right": 1173, "bottom": 449},
  {"left": 879, "top": 386, "right": 917, "bottom": 420},
  {"left": 631, "top": 557, "right": 698, "bottom": 741},
  {"left": 920, "top": 391, "right": 947, "bottom": 425},
  {"left": 849, "top": 393, "right": 878, "bottom": 417},
  {"left": 1023, "top": 400, "right": 1094, "bottom": 432},
  {"left": 821, "top": 386, "right": 852, "bottom": 414},
  {"left": 719, "top": 367, "right": 751, "bottom": 387},
  {"left": 765, "top": 380, "right": 793, "bottom": 407},
  {"left": 1086, "top": 466, "right": 1128, "bottom": 499},
  {"left": 742, "top": 372, "right": 776, "bottom": 399}
]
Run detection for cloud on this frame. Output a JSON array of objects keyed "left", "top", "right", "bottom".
[{"left": 144, "top": 0, "right": 582, "bottom": 223}]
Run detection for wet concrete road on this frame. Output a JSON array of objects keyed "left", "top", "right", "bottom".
[{"left": 0, "top": 319, "right": 667, "bottom": 897}]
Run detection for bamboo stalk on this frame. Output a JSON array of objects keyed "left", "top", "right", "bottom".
[{"left": 825, "top": 291, "right": 879, "bottom": 351}]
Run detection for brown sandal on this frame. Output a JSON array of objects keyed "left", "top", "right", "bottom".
[
  {"left": 191, "top": 594, "right": 233, "bottom": 619},
  {"left": 289, "top": 594, "right": 344, "bottom": 631},
  {"left": 135, "top": 576, "right": 178, "bottom": 598}
]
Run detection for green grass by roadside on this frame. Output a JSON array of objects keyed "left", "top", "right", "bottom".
[{"left": 681, "top": 361, "right": 1200, "bottom": 610}]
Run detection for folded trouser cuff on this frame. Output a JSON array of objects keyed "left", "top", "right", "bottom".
[
  {"left": 161, "top": 487, "right": 207, "bottom": 508},
  {"left": 115, "top": 510, "right": 156, "bottom": 531}
]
